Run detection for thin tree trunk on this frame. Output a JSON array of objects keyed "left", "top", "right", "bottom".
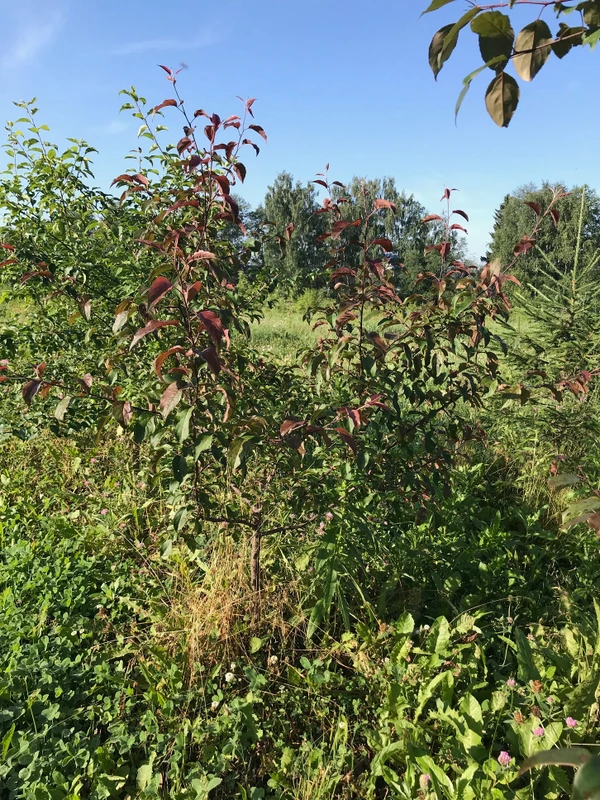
[{"left": 250, "top": 528, "right": 262, "bottom": 621}]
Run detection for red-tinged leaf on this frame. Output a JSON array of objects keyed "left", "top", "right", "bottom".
[
  {"left": 158, "top": 64, "right": 172, "bottom": 75},
  {"left": 525, "top": 201, "right": 541, "bottom": 216},
  {"left": 160, "top": 382, "right": 183, "bottom": 418},
  {"left": 285, "top": 222, "right": 295, "bottom": 240},
  {"left": 34, "top": 362, "right": 46, "bottom": 378},
  {"left": 0, "top": 243, "right": 15, "bottom": 251},
  {"left": 214, "top": 174, "right": 230, "bottom": 195},
  {"left": 200, "top": 346, "right": 221, "bottom": 376},
  {"left": 313, "top": 179, "right": 328, "bottom": 188},
  {"left": 198, "top": 310, "right": 224, "bottom": 347},
  {"left": 514, "top": 236, "right": 535, "bottom": 256},
  {"left": 77, "top": 298, "right": 91, "bottom": 321},
  {"left": 184, "top": 154, "right": 202, "bottom": 173},
  {"left": 148, "top": 276, "right": 174, "bottom": 309},
  {"left": 185, "top": 280, "right": 203, "bottom": 302},
  {"left": 280, "top": 418, "right": 305, "bottom": 437},
  {"left": 194, "top": 108, "right": 209, "bottom": 119},
  {"left": 189, "top": 250, "right": 217, "bottom": 261},
  {"left": 223, "top": 328, "right": 231, "bottom": 350},
  {"left": 204, "top": 125, "right": 215, "bottom": 143},
  {"left": 242, "top": 138, "right": 260, "bottom": 156},
  {"left": 132, "top": 173, "right": 149, "bottom": 187},
  {"left": 331, "top": 181, "right": 346, "bottom": 188},
  {"left": 248, "top": 124, "right": 267, "bottom": 141},
  {"left": 22, "top": 379, "right": 41, "bottom": 405},
  {"left": 177, "top": 136, "right": 192, "bottom": 155},
  {"left": 111, "top": 173, "right": 134, "bottom": 186},
  {"left": 20, "top": 270, "right": 52, "bottom": 284},
  {"left": 224, "top": 120, "right": 241, "bottom": 130},
  {"left": 131, "top": 319, "right": 179, "bottom": 348},
  {"left": 79, "top": 373, "right": 93, "bottom": 392},
  {"left": 331, "top": 219, "right": 362, "bottom": 239},
  {"left": 551, "top": 208, "right": 560, "bottom": 227},
  {"left": 336, "top": 310, "right": 357, "bottom": 328},
  {"left": 330, "top": 267, "right": 356, "bottom": 280},
  {"left": 345, "top": 408, "right": 362, "bottom": 428},
  {"left": 223, "top": 194, "right": 240, "bottom": 221},
  {"left": 452, "top": 209, "right": 469, "bottom": 221},
  {"left": 136, "top": 239, "right": 165, "bottom": 252},
  {"left": 366, "top": 396, "right": 391, "bottom": 411},
  {"left": 154, "top": 345, "right": 187, "bottom": 381},
  {"left": 0, "top": 258, "right": 17, "bottom": 268},
  {"left": 152, "top": 98, "right": 177, "bottom": 115},
  {"left": 165, "top": 199, "right": 199, "bottom": 214},
  {"left": 233, "top": 162, "right": 246, "bottom": 183},
  {"left": 421, "top": 214, "right": 444, "bottom": 224},
  {"left": 335, "top": 427, "right": 357, "bottom": 455},
  {"left": 371, "top": 238, "right": 394, "bottom": 252},
  {"left": 440, "top": 188, "right": 457, "bottom": 201},
  {"left": 374, "top": 198, "right": 397, "bottom": 212},
  {"left": 450, "top": 223, "right": 468, "bottom": 233}
]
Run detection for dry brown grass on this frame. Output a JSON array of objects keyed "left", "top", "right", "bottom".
[{"left": 160, "top": 532, "right": 304, "bottom": 683}]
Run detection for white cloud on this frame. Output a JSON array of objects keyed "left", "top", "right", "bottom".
[
  {"left": 104, "top": 120, "right": 130, "bottom": 135},
  {"left": 0, "top": 3, "right": 66, "bottom": 72},
  {"left": 113, "top": 30, "right": 218, "bottom": 56}
]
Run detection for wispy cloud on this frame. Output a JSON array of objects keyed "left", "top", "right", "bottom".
[
  {"left": 103, "top": 120, "right": 130, "bottom": 135},
  {"left": 1, "top": 3, "right": 66, "bottom": 72},
  {"left": 113, "top": 30, "right": 218, "bottom": 56}
]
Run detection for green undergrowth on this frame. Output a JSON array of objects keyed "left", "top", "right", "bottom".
[{"left": 1, "top": 436, "right": 599, "bottom": 799}]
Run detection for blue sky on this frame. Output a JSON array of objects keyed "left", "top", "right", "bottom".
[{"left": 1, "top": 0, "right": 598, "bottom": 257}]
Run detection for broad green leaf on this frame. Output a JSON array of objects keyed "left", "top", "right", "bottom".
[
  {"left": 518, "top": 747, "right": 591, "bottom": 777},
  {"left": 513, "top": 20, "right": 553, "bottom": 82},
  {"left": 194, "top": 433, "right": 213, "bottom": 460},
  {"left": 395, "top": 611, "right": 415, "bottom": 635},
  {"left": 515, "top": 627, "right": 540, "bottom": 681},
  {"left": 137, "top": 761, "right": 154, "bottom": 790},
  {"left": 175, "top": 406, "right": 193, "bottom": 444},
  {"left": 415, "top": 755, "right": 454, "bottom": 797},
  {"left": 573, "top": 755, "right": 600, "bottom": 800},
  {"left": 485, "top": 72, "right": 520, "bottom": 127},
  {"left": 1, "top": 723, "right": 15, "bottom": 762},
  {"left": 249, "top": 636, "right": 263, "bottom": 653},
  {"left": 414, "top": 670, "right": 453, "bottom": 721},
  {"left": 422, "top": 0, "right": 456, "bottom": 13},
  {"left": 472, "top": 12, "right": 514, "bottom": 70},
  {"left": 54, "top": 395, "right": 71, "bottom": 421},
  {"left": 429, "top": 24, "right": 459, "bottom": 79},
  {"left": 548, "top": 473, "right": 581, "bottom": 489}
]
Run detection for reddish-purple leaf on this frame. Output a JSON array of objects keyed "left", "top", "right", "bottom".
[
  {"left": 111, "top": 173, "right": 134, "bottom": 186},
  {"left": 198, "top": 310, "right": 224, "bottom": 347},
  {"left": 22, "top": 379, "right": 41, "bottom": 405},
  {"left": 0, "top": 243, "right": 15, "bottom": 251},
  {"left": 242, "top": 138, "right": 260, "bottom": 156},
  {"left": 122, "top": 401, "right": 133, "bottom": 426},
  {"left": 152, "top": 98, "right": 178, "bottom": 115},
  {"left": 280, "top": 418, "right": 305, "bottom": 437},
  {"left": 233, "top": 162, "right": 246, "bottom": 183},
  {"left": 214, "top": 174, "right": 230, "bottom": 195},
  {"left": 313, "top": 179, "right": 328, "bottom": 188},
  {"left": 154, "top": 346, "right": 187, "bottom": 381},
  {"left": 331, "top": 219, "right": 361, "bottom": 240},
  {"left": 335, "top": 427, "right": 357, "bottom": 455},
  {"left": 132, "top": 173, "right": 149, "bottom": 187},
  {"left": 421, "top": 214, "right": 444, "bottom": 224},
  {"left": 79, "top": 373, "right": 93, "bottom": 393},
  {"left": 158, "top": 64, "right": 172, "bottom": 75},
  {"left": 148, "top": 276, "right": 174, "bottom": 309},
  {"left": 374, "top": 198, "right": 397, "bottom": 213},
  {"left": 450, "top": 224, "right": 468, "bottom": 233},
  {"left": 160, "top": 382, "right": 182, "bottom": 418},
  {"left": 188, "top": 250, "right": 216, "bottom": 261},
  {"left": 131, "top": 320, "right": 178, "bottom": 349},
  {"left": 177, "top": 136, "right": 192, "bottom": 155},
  {"left": 20, "top": 270, "right": 52, "bottom": 283},
  {"left": 551, "top": 208, "right": 560, "bottom": 227},
  {"left": 371, "top": 238, "right": 393, "bottom": 252},
  {"left": 200, "top": 346, "right": 221, "bottom": 376},
  {"left": 525, "top": 201, "right": 541, "bottom": 216},
  {"left": 0, "top": 258, "right": 18, "bottom": 268},
  {"left": 248, "top": 124, "right": 267, "bottom": 142},
  {"left": 285, "top": 222, "right": 295, "bottom": 240},
  {"left": 452, "top": 209, "right": 469, "bottom": 222}
]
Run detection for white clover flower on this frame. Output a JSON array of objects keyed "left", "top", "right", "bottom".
[
  {"left": 230, "top": 662, "right": 236, "bottom": 672},
  {"left": 269, "top": 655, "right": 278, "bottom": 665},
  {"left": 211, "top": 700, "right": 219, "bottom": 710},
  {"left": 224, "top": 672, "right": 235, "bottom": 683}
]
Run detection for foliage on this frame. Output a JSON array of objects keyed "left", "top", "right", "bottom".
[
  {"left": 423, "top": 0, "right": 600, "bottom": 127},
  {"left": 488, "top": 183, "right": 600, "bottom": 286}
]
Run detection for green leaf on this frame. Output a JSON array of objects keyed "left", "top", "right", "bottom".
[
  {"left": 249, "top": 637, "right": 263, "bottom": 653},
  {"left": 573, "top": 755, "right": 600, "bottom": 800},
  {"left": 485, "top": 72, "right": 520, "bottom": 127},
  {"left": 414, "top": 670, "right": 453, "bottom": 721},
  {"left": 422, "top": 0, "right": 456, "bottom": 13},
  {"left": 472, "top": 12, "right": 514, "bottom": 70},
  {"left": 54, "top": 395, "right": 71, "bottom": 421},
  {"left": 194, "top": 433, "right": 213, "bottom": 460},
  {"left": 518, "top": 747, "right": 591, "bottom": 777},
  {"left": 137, "top": 761, "right": 154, "bottom": 790},
  {"left": 175, "top": 407, "right": 193, "bottom": 445},
  {"left": 515, "top": 627, "right": 540, "bottom": 681},
  {"left": 227, "top": 435, "right": 256, "bottom": 472},
  {"left": 1, "top": 723, "right": 15, "bottom": 762},
  {"left": 429, "top": 24, "right": 459, "bottom": 79},
  {"left": 513, "top": 20, "right": 553, "bottom": 82}
]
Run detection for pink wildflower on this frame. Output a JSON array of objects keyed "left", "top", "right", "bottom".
[
  {"left": 506, "top": 679, "right": 516, "bottom": 688},
  {"left": 100, "top": 508, "right": 108, "bottom": 515},
  {"left": 546, "top": 696, "right": 553, "bottom": 704},
  {"left": 566, "top": 717, "right": 578, "bottom": 729},
  {"left": 420, "top": 773, "right": 431, "bottom": 788},
  {"left": 497, "top": 751, "right": 512, "bottom": 767},
  {"left": 325, "top": 511, "right": 333, "bottom": 521},
  {"left": 90, "top": 457, "right": 97, "bottom": 464},
  {"left": 533, "top": 726, "right": 545, "bottom": 737}
]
